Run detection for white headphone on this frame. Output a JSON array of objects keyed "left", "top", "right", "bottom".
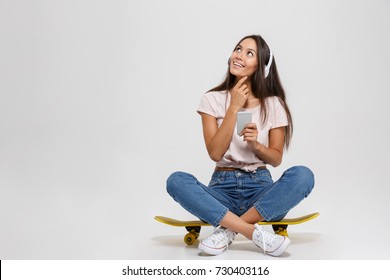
[{"left": 264, "top": 50, "right": 273, "bottom": 78}]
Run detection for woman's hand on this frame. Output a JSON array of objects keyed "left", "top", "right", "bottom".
[
  {"left": 230, "top": 76, "right": 249, "bottom": 112},
  {"left": 241, "top": 123, "right": 259, "bottom": 150}
]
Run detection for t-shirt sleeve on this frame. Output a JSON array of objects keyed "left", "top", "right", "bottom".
[
  {"left": 197, "top": 93, "right": 217, "bottom": 117},
  {"left": 271, "top": 97, "right": 289, "bottom": 128}
]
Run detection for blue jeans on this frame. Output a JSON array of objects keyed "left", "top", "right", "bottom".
[{"left": 166, "top": 166, "right": 314, "bottom": 227}]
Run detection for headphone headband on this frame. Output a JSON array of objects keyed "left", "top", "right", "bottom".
[{"left": 264, "top": 50, "right": 273, "bottom": 78}]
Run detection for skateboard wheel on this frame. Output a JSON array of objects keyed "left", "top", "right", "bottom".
[{"left": 184, "top": 233, "right": 196, "bottom": 245}]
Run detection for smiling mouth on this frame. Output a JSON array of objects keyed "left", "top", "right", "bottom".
[{"left": 233, "top": 62, "right": 244, "bottom": 68}]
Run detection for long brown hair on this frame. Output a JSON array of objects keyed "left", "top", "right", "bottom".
[{"left": 208, "top": 35, "right": 293, "bottom": 149}]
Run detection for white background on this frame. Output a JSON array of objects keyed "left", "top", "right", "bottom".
[{"left": 1, "top": 0, "right": 389, "bottom": 259}]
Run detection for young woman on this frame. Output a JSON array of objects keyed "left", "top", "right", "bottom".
[{"left": 166, "top": 35, "right": 314, "bottom": 257}]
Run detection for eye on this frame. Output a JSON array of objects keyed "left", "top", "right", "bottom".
[
  {"left": 235, "top": 46, "right": 242, "bottom": 52},
  {"left": 247, "top": 51, "right": 254, "bottom": 57}
]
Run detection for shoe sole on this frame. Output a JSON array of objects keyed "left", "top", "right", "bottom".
[{"left": 198, "top": 242, "right": 227, "bottom": 255}]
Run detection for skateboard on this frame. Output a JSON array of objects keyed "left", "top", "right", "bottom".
[{"left": 155, "top": 212, "right": 319, "bottom": 245}]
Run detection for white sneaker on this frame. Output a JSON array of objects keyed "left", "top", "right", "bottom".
[
  {"left": 198, "top": 227, "right": 236, "bottom": 255},
  {"left": 252, "top": 224, "right": 291, "bottom": 257}
]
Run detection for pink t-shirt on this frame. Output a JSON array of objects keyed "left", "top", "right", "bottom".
[{"left": 197, "top": 91, "right": 288, "bottom": 172}]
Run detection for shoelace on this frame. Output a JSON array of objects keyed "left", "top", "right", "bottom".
[
  {"left": 260, "top": 231, "right": 267, "bottom": 255},
  {"left": 255, "top": 225, "right": 277, "bottom": 255},
  {"left": 210, "top": 227, "right": 232, "bottom": 250}
]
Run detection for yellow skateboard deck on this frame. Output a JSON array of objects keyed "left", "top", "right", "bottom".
[{"left": 155, "top": 212, "right": 319, "bottom": 245}]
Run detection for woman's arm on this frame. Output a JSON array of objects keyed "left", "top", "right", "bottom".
[
  {"left": 200, "top": 107, "right": 237, "bottom": 162},
  {"left": 201, "top": 77, "right": 250, "bottom": 162},
  {"left": 242, "top": 124, "right": 285, "bottom": 167}
]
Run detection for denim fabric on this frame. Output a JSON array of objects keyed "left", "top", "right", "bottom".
[{"left": 166, "top": 166, "right": 314, "bottom": 227}]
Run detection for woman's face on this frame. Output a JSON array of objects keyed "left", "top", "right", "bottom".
[{"left": 229, "top": 38, "right": 259, "bottom": 80}]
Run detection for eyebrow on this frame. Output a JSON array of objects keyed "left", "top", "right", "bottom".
[{"left": 237, "top": 44, "right": 257, "bottom": 53}]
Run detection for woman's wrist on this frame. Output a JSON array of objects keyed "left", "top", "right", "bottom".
[
  {"left": 253, "top": 141, "right": 265, "bottom": 156},
  {"left": 226, "top": 105, "right": 240, "bottom": 116}
]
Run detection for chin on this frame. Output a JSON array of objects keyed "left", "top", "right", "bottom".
[
  {"left": 230, "top": 69, "right": 249, "bottom": 78},
  {"left": 229, "top": 69, "right": 242, "bottom": 77},
  {"left": 230, "top": 72, "right": 246, "bottom": 80}
]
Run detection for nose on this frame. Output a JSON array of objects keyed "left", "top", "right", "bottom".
[{"left": 236, "top": 51, "right": 244, "bottom": 61}]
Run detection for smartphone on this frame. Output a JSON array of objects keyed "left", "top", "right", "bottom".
[{"left": 236, "top": 111, "right": 252, "bottom": 135}]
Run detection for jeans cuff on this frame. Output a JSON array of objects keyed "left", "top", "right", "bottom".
[
  {"left": 211, "top": 207, "right": 229, "bottom": 227},
  {"left": 253, "top": 203, "right": 272, "bottom": 221}
]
